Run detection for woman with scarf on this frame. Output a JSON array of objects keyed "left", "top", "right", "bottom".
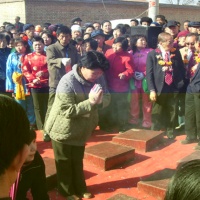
[{"left": 6, "top": 37, "right": 36, "bottom": 129}]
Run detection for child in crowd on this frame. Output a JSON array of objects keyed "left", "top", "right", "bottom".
[
  {"left": 10, "top": 129, "right": 49, "bottom": 200},
  {"left": 82, "top": 38, "right": 98, "bottom": 53}
]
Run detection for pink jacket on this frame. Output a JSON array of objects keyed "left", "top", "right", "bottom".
[
  {"left": 130, "top": 48, "right": 152, "bottom": 88},
  {"left": 105, "top": 49, "right": 134, "bottom": 92}
]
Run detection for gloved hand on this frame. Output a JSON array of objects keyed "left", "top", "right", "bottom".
[
  {"left": 89, "top": 84, "right": 103, "bottom": 105},
  {"left": 118, "top": 73, "right": 126, "bottom": 80},
  {"left": 61, "top": 58, "right": 71, "bottom": 66},
  {"left": 134, "top": 72, "right": 144, "bottom": 80}
]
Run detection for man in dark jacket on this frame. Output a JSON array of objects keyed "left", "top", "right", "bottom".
[
  {"left": 146, "top": 32, "right": 185, "bottom": 139},
  {"left": 14, "top": 16, "right": 24, "bottom": 32}
]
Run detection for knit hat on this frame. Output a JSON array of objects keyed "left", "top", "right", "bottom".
[
  {"left": 23, "top": 24, "right": 34, "bottom": 32},
  {"left": 71, "top": 25, "right": 82, "bottom": 33},
  {"left": 188, "top": 21, "right": 200, "bottom": 27},
  {"left": 163, "top": 20, "right": 177, "bottom": 28},
  {"left": 91, "top": 29, "right": 105, "bottom": 38},
  {"left": 140, "top": 17, "right": 153, "bottom": 25},
  {"left": 35, "top": 25, "right": 42, "bottom": 32},
  {"left": 177, "top": 30, "right": 189, "bottom": 38},
  {"left": 71, "top": 17, "right": 82, "bottom": 24},
  {"left": 48, "top": 24, "right": 58, "bottom": 32}
]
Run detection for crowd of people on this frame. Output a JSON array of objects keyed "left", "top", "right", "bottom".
[{"left": 0, "top": 14, "right": 200, "bottom": 199}]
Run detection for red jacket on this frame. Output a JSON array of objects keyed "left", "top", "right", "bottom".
[
  {"left": 105, "top": 49, "right": 134, "bottom": 92},
  {"left": 22, "top": 52, "right": 49, "bottom": 88}
]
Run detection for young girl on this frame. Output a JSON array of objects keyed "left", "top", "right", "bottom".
[
  {"left": 6, "top": 37, "right": 36, "bottom": 129},
  {"left": 10, "top": 129, "right": 49, "bottom": 200}
]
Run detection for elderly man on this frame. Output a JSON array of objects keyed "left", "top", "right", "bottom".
[
  {"left": 188, "top": 21, "right": 200, "bottom": 34},
  {"left": 146, "top": 32, "right": 185, "bottom": 139},
  {"left": 180, "top": 34, "right": 200, "bottom": 146},
  {"left": 14, "top": 16, "right": 24, "bottom": 32},
  {"left": 71, "top": 17, "right": 82, "bottom": 26},
  {"left": 44, "top": 26, "right": 78, "bottom": 141}
]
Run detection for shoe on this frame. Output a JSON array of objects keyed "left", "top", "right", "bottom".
[
  {"left": 82, "top": 192, "right": 93, "bottom": 199},
  {"left": 67, "top": 195, "right": 80, "bottom": 200},
  {"left": 166, "top": 131, "right": 175, "bottom": 139},
  {"left": 181, "top": 138, "right": 198, "bottom": 144},
  {"left": 30, "top": 124, "right": 37, "bottom": 130},
  {"left": 43, "top": 133, "right": 51, "bottom": 142},
  {"left": 118, "top": 125, "right": 127, "bottom": 133},
  {"left": 194, "top": 144, "right": 200, "bottom": 150}
]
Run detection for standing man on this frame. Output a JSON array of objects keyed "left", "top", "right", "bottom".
[
  {"left": 146, "top": 32, "right": 185, "bottom": 139},
  {"left": 130, "top": 19, "right": 139, "bottom": 27},
  {"left": 164, "top": 21, "right": 179, "bottom": 49},
  {"left": 71, "top": 17, "right": 82, "bottom": 26},
  {"left": 14, "top": 16, "right": 24, "bottom": 32},
  {"left": 188, "top": 21, "right": 200, "bottom": 34},
  {"left": 44, "top": 26, "right": 78, "bottom": 141},
  {"left": 0, "top": 33, "right": 11, "bottom": 94},
  {"left": 155, "top": 15, "right": 166, "bottom": 27},
  {"left": 180, "top": 34, "right": 200, "bottom": 145},
  {"left": 183, "top": 20, "right": 190, "bottom": 31},
  {"left": 23, "top": 24, "right": 35, "bottom": 51}
]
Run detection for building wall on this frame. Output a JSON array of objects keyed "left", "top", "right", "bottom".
[
  {"left": 0, "top": 0, "right": 199, "bottom": 29},
  {"left": 25, "top": 1, "right": 200, "bottom": 28},
  {"left": 0, "top": 0, "right": 25, "bottom": 25}
]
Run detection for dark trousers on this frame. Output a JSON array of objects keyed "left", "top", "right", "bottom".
[
  {"left": 31, "top": 87, "right": 49, "bottom": 130},
  {"left": 185, "top": 92, "right": 200, "bottom": 139},
  {"left": 0, "top": 79, "right": 12, "bottom": 97},
  {"left": 151, "top": 92, "right": 179, "bottom": 133},
  {"left": 0, "top": 79, "right": 5, "bottom": 93},
  {"left": 52, "top": 140, "right": 87, "bottom": 197}
]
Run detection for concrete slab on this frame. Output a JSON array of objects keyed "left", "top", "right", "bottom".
[
  {"left": 177, "top": 151, "right": 200, "bottom": 167},
  {"left": 138, "top": 179, "right": 169, "bottom": 200},
  {"left": 84, "top": 142, "right": 135, "bottom": 170},
  {"left": 137, "top": 168, "right": 175, "bottom": 200},
  {"left": 112, "top": 129, "right": 164, "bottom": 152},
  {"left": 107, "top": 193, "right": 138, "bottom": 200}
]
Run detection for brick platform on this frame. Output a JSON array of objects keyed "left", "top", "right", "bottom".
[
  {"left": 107, "top": 193, "right": 138, "bottom": 200},
  {"left": 112, "top": 129, "right": 164, "bottom": 152},
  {"left": 177, "top": 151, "right": 200, "bottom": 167},
  {"left": 84, "top": 142, "right": 135, "bottom": 171},
  {"left": 138, "top": 179, "right": 169, "bottom": 200},
  {"left": 137, "top": 168, "right": 175, "bottom": 200}
]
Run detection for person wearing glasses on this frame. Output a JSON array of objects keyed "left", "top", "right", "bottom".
[
  {"left": 180, "top": 33, "right": 200, "bottom": 147},
  {"left": 146, "top": 32, "right": 185, "bottom": 139},
  {"left": 180, "top": 33, "right": 198, "bottom": 80},
  {"left": 178, "top": 33, "right": 198, "bottom": 131}
]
